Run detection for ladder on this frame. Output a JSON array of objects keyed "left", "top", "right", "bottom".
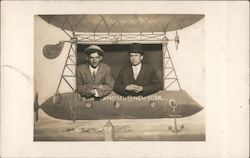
[
  {"left": 55, "top": 43, "right": 77, "bottom": 93},
  {"left": 162, "top": 33, "right": 182, "bottom": 91}
]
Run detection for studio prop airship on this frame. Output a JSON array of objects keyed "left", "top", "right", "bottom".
[{"left": 35, "top": 15, "right": 205, "bottom": 127}]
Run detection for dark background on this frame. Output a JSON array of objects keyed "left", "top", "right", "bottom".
[{"left": 77, "top": 44, "right": 163, "bottom": 89}]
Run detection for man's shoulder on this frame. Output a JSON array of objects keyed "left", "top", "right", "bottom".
[
  {"left": 77, "top": 64, "right": 89, "bottom": 70},
  {"left": 119, "top": 65, "right": 131, "bottom": 73},
  {"left": 99, "top": 63, "right": 111, "bottom": 70},
  {"left": 142, "top": 63, "right": 153, "bottom": 70}
]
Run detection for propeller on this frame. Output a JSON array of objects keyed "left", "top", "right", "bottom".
[
  {"left": 175, "top": 31, "right": 180, "bottom": 50},
  {"left": 43, "top": 41, "right": 64, "bottom": 59},
  {"left": 34, "top": 92, "right": 39, "bottom": 122}
]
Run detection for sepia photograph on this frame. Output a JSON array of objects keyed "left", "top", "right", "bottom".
[
  {"left": 34, "top": 14, "right": 205, "bottom": 141},
  {"left": 1, "top": 1, "right": 248, "bottom": 158}
]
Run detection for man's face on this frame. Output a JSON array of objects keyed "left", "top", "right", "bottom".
[
  {"left": 129, "top": 52, "right": 143, "bottom": 66},
  {"left": 88, "top": 52, "right": 102, "bottom": 68}
]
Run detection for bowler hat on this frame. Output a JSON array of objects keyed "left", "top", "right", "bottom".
[
  {"left": 84, "top": 45, "right": 104, "bottom": 56},
  {"left": 129, "top": 43, "right": 144, "bottom": 54}
]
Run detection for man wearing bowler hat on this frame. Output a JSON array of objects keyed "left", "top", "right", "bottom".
[
  {"left": 114, "top": 43, "right": 161, "bottom": 96},
  {"left": 77, "top": 45, "right": 114, "bottom": 99}
]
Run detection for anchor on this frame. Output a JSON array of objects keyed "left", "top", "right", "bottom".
[{"left": 168, "top": 99, "right": 184, "bottom": 135}]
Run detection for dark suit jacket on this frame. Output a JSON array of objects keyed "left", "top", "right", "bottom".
[
  {"left": 114, "top": 64, "right": 162, "bottom": 96},
  {"left": 77, "top": 63, "right": 114, "bottom": 98}
]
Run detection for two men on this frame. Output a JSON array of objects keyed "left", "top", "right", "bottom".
[{"left": 77, "top": 43, "right": 161, "bottom": 98}]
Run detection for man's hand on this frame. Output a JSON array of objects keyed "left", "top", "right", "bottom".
[
  {"left": 90, "top": 89, "right": 99, "bottom": 97},
  {"left": 90, "top": 89, "right": 96, "bottom": 95},
  {"left": 125, "top": 84, "right": 143, "bottom": 93},
  {"left": 134, "top": 85, "right": 143, "bottom": 93},
  {"left": 125, "top": 84, "right": 137, "bottom": 91},
  {"left": 97, "top": 84, "right": 105, "bottom": 90},
  {"left": 84, "top": 90, "right": 95, "bottom": 98}
]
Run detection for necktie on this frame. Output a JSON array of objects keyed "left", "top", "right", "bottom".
[{"left": 92, "top": 70, "right": 96, "bottom": 80}]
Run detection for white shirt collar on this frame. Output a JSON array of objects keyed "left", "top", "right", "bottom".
[
  {"left": 89, "top": 65, "right": 99, "bottom": 73},
  {"left": 132, "top": 63, "right": 142, "bottom": 69}
]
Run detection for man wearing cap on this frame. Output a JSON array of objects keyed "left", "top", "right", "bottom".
[
  {"left": 114, "top": 43, "right": 161, "bottom": 96},
  {"left": 77, "top": 45, "right": 114, "bottom": 99}
]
